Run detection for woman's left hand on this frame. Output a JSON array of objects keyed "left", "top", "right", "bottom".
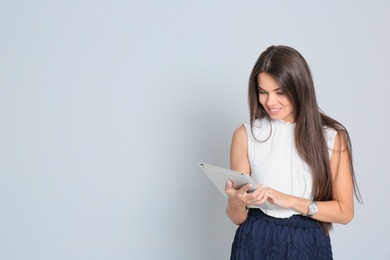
[{"left": 265, "top": 187, "right": 295, "bottom": 209}]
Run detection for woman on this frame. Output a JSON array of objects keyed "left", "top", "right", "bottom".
[{"left": 225, "top": 45, "right": 361, "bottom": 259}]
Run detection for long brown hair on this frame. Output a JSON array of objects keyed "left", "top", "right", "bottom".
[{"left": 248, "top": 45, "right": 361, "bottom": 234}]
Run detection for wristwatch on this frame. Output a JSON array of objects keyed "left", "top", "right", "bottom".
[{"left": 306, "top": 201, "right": 318, "bottom": 217}]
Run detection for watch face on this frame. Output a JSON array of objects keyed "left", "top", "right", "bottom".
[{"left": 309, "top": 202, "right": 318, "bottom": 213}]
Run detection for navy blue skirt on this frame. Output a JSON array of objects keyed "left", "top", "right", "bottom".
[{"left": 231, "top": 209, "right": 333, "bottom": 260}]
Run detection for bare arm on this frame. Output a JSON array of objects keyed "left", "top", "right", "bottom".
[
  {"left": 266, "top": 132, "right": 355, "bottom": 224},
  {"left": 225, "top": 125, "right": 268, "bottom": 225}
]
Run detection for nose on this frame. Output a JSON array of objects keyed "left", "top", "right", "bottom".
[{"left": 266, "top": 93, "right": 276, "bottom": 106}]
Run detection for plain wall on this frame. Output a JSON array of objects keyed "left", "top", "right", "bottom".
[{"left": 1, "top": 1, "right": 389, "bottom": 259}]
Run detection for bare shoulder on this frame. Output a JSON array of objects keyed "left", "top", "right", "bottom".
[
  {"left": 230, "top": 125, "right": 250, "bottom": 174},
  {"left": 232, "top": 124, "right": 248, "bottom": 142},
  {"left": 332, "top": 129, "right": 350, "bottom": 152},
  {"left": 330, "top": 130, "right": 352, "bottom": 179}
]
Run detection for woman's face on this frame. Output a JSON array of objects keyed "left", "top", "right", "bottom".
[{"left": 257, "top": 72, "right": 295, "bottom": 123}]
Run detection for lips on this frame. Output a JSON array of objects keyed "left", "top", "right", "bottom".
[{"left": 268, "top": 108, "right": 281, "bottom": 114}]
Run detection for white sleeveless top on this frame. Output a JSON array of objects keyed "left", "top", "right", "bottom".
[{"left": 244, "top": 118, "right": 337, "bottom": 218}]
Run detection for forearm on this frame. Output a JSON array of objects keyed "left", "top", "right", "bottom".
[
  {"left": 312, "top": 200, "right": 354, "bottom": 224},
  {"left": 290, "top": 196, "right": 354, "bottom": 224},
  {"left": 226, "top": 203, "right": 248, "bottom": 225}
]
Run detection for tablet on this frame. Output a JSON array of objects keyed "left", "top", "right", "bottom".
[
  {"left": 199, "top": 162, "right": 257, "bottom": 198},
  {"left": 198, "top": 162, "right": 273, "bottom": 210}
]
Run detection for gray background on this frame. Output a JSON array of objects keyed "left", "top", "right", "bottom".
[{"left": 1, "top": 1, "right": 389, "bottom": 259}]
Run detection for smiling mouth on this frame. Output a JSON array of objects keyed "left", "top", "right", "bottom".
[{"left": 268, "top": 108, "right": 281, "bottom": 113}]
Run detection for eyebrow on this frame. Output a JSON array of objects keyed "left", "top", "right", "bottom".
[{"left": 258, "top": 86, "right": 281, "bottom": 91}]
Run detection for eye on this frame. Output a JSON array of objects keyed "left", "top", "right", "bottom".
[
  {"left": 257, "top": 88, "right": 267, "bottom": 95},
  {"left": 276, "top": 91, "right": 285, "bottom": 95}
]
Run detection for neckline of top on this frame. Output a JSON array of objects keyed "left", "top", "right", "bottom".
[{"left": 275, "top": 119, "right": 296, "bottom": 126}]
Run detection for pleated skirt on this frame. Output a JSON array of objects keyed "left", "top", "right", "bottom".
[{"left": 230, "top": 209, "right": 333, "bottom": 260}]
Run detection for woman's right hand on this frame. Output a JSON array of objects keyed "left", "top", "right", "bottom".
[{"left": 225, "top": 180, "right": 268, "bottom": 208}]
